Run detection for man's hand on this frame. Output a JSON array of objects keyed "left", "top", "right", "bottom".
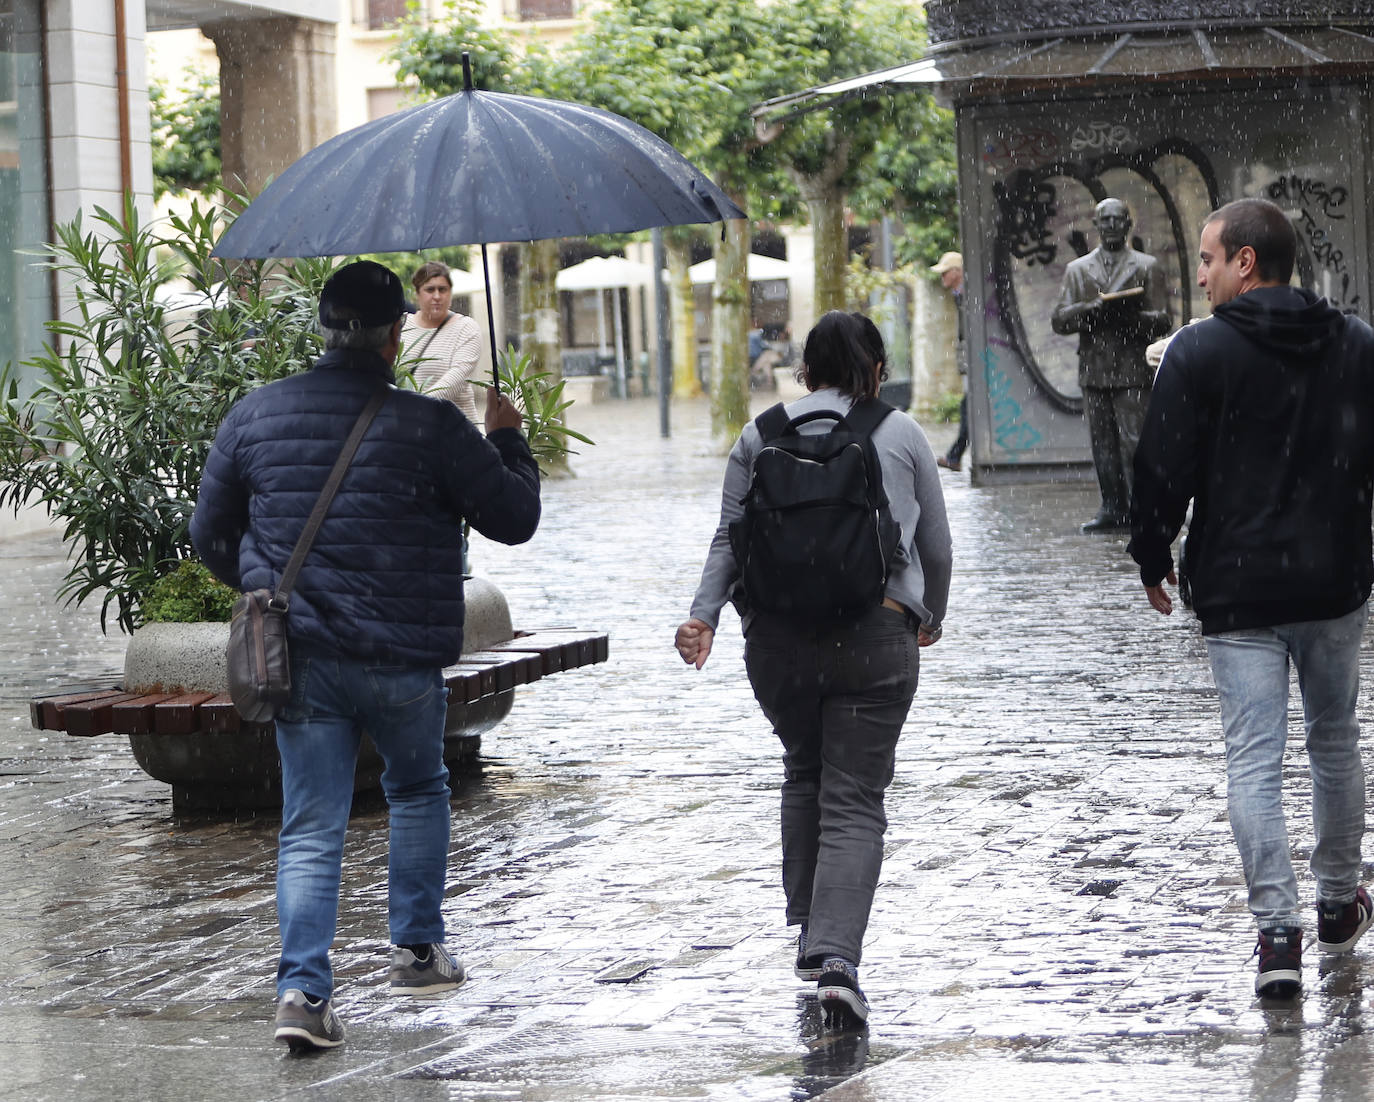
[
  {"left": 485, "top": 390, "right": 524, "bottom": 434},
  {"left": 1144, "top": 569, "right": 1177, "bottom": 616},
  {"left": 675, "top": 618, "right": 714, "bottom": 669}
]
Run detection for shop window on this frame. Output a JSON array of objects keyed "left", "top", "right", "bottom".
[
  {"left": 364, "top": 0, "right": 408, "bottom": 30},
  {"left": 518, "top": 0, "right": 574, "bottom": 20}
]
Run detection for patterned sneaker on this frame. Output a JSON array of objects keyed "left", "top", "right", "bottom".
[
  {"left": 1254, "top": 926, "right": 1302, "bottom": 998},
  {"left": 274, "top": 989, "right": 345, "bottom": 1052},
  {"left": 817, "top": 957, "right": 869, "bottom": 1028},
  {"left": 389, "top": 943, "right": 466, "bottom": 995},
  {"left": 794, "top": 924, "right": 824, "bottom": 981},
  {"left": 1317, "top": 886, "right": 1374, "bottom": 954}
]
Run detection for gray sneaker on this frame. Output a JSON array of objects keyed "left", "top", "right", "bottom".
[
  {"left": 274, "top": 989, "right": 344, "bottom": 1052},
  {"left": 389, "top": 943, "right": 466, "bottom": 995}
]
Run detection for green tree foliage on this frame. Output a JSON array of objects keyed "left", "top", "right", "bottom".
[
  {"left": 849, "top": 96, "right": 959, "bottom": 267},
  {"left": 388, "top": 0, "right": 545, "bottom": 96},
  {"left": 149, "top": 70, "right": 222, "bottom": 199},
  {"left": 555, "top": 0, "right": 788, "bottom": 442}
]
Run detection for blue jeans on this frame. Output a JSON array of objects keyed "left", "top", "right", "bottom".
[
  {"left": 1205, "top": 605, "right": 1367, "bottom": 930},
  {"left": 274, "top": 645, "right": 452, "bottom": 1000},
  {"left": 744, "top": 605, "right": 920, "bottom": 965}
]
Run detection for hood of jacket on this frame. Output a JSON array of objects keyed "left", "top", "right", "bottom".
[{"left": 1212, "top": 284, "right": 1345, "bottom": 363}]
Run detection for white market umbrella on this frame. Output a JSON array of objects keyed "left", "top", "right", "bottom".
[
  {"left": 447, "top": 266, "right": 487, "bottom": 296},
  {"left": 556, "top": 257, "right": 654, "bottom": 395},
  {"left": 555, "top": 255, "right": 652, "bottom": 291},
  {"left": 687, "top": 253, "right": 793, "bottom": 284}
]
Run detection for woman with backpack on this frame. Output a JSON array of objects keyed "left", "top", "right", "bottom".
[{"left": 675, "top": 310, "right": 952, "bottom": 1029}]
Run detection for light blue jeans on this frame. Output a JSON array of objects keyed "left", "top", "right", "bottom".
[
  {"left": 1205, "top": 605, "right": 1367, "bottom": 931},
  {"left": 274, "top": 644, "right": 452, "bottom": 1001}
]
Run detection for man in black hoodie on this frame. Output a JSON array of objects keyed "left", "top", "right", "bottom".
[{"left": 1129, "top": 198, "right": 1374, "bottom": 999}]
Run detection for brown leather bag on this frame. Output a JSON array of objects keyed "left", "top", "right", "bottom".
[{"left": 226, "top": 389, "right": 388, "bottom": 723}]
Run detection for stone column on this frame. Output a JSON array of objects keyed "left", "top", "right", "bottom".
[{"left": 203, "top": 16, "right": 337, "bottom": 197}]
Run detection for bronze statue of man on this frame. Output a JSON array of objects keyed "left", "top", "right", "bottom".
[{"left": 1052, "top": 198, "right": 1171, "bottom": 531}]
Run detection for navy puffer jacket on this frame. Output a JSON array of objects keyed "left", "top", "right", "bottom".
[{"left": 190, "top": 348, "right": 541, "bottom": 666}]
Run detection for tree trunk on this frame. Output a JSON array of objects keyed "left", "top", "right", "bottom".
[
  {"left": 518, "top": 239, "right": 560, "bottom": 382},
  {"left": 667, "top": 237, "right": 700, "bottom": 398},
  {"left": 518, "top": 238, "right": 569, "bottom": 476},
  {"left": 807, "top": 189, "right": 848, "bottom": 314},
  {"left": 709, "top": 210, "right": 750, "bottom": 447},
  {"left": 789, "top": 141, "right": 852, "bottom": 318}
]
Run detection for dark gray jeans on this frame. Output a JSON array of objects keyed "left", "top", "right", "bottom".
[{"left": 744, "top": 604, "right": 920, "bottom": 965}]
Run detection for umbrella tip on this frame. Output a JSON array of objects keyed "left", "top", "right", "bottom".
[{"left": 462, "top": 52, "right": 473, "bottom": 92}]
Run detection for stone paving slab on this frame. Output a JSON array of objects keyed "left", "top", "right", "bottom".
[{"left": 2, "top": 395, "right": 1374, "bottom": 1100}]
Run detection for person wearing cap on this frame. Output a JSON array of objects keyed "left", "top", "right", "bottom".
[
  {"left": 190, "top": 260, "right": 540, "bottom": 1053},
  {"left": 929, "top": 252, "right": 968, "bottom": 471}
]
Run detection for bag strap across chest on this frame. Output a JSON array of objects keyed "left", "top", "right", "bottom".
[{"left": 275, "top": 388, "right": 389, "bottom": 608}]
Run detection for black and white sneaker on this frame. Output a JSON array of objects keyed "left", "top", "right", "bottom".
[
  {"left": 817, "top": 957, "right": 869, "bottom": 1028},
  {"left": 274, "top": 989, "right": 345, "bottom": 1052},
  {"left": 1254, "top": 926, "right": 1302, "bottom": 998},
  {"left": 390, "top": 943, "right": 466, "bottom": 995},
  {"left": 1317, "top": 887, "right": 1373, "bottom": 954},
  {"left": 794, "top": 923, "right": 824, "bottom": 981}
]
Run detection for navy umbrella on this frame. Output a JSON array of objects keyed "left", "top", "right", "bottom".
[{"left": 213, "top": 57, "right": 745, "bottom": 389}]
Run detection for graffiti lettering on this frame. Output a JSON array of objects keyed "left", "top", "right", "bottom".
[
  {"left": 1297, "top": 208, "right": 1346, "bottom": 275},
  {"left": 993, "top": 173, "right": 1059, "bottom": 268},
  {"left": 984, "top": 347, "right": 1044, "bottom": 453},
  {"left": 1265, "top": 175, "right": 1348, "bottom": 220},
  {"left": 1268, "top": 175, "right": 1360, "bottom": 310},
  {"left": 982, "top": 129, "right": 1061, "bottom": 168},
  {"left": 1069, "top": 121, "right": 1135, "bottom": 153}
]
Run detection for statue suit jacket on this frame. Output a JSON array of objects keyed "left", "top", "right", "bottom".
[{"left": 1051, "top": 246, "right": 1171, "bottom": 389}]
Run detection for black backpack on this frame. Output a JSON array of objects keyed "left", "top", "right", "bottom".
[{"left": 729, "top": 397, "right": 901, "bottom": 621}]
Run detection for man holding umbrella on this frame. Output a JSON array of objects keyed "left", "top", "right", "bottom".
[{"left": 191, "top": 261, "right": 541, "bottom": 1052}]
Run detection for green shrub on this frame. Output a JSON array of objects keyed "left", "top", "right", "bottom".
[
  {"left": 931, "top": 391, "right": 964, "bottom": 423},
  {"left": 487, "top": 346, "right": 594, "bottom": 477},
  {"left": 143, "top": 559, "right": 237, "bottom": 623},
  {"left": 0, "top": 193, "right": 337, "bottom": 632}
]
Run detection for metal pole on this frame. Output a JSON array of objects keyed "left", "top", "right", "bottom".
[{"left": 652, "top": 228, "right": 671, "bottom": 437}]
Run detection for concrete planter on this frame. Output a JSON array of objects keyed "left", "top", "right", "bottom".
[{"left": 122, "top": 577, "right": 516, "bottom": 813}]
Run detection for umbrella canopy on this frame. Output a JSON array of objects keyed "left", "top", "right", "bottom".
[
  {"left": 213, "top": 90, "right": 743, "bottom": 260},
  {"left": 555, "top": 256, "right": 653, "bottom": 291},
  {"left": 212, "top": 65, "right": 745, "bottom": 392},
  {"left": 688, "top": 253, "right": 792, "bottom": 284}
]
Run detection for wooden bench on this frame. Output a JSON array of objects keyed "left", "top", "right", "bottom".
[{"left": 30, "top": 628, "right": 609, "bottom": 739}]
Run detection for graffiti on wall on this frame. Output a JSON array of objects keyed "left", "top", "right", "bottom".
[
  {"left": 983, "top": 343, "right": 1044, "bottom": 451},
  {"left": 1265, "top": 174, "right": 1359, "bottom": 311}
]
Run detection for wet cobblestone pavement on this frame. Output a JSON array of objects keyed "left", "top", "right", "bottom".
[{"left": 2, "top": 395, "right": 1374, "bottom": 1100}]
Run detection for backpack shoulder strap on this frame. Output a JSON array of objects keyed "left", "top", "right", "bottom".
[
  {"left": 844, "top": 396, "right": 896, "bottom": 439},
  {"left": 755, "top": 402, "right": 791, "bottom": 442}
]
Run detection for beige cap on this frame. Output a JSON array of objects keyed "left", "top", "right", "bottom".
[{"left": 929, "top": 251, "right": 963, "bottom": 274}]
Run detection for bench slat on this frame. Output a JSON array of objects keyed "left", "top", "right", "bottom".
[
  {"left": 33, "top": 688, "right": 126, "bottom": 732},
  {"left": 199, "top": 695, "right": 243, "bottom": 733},
  {"left": 489, "top": 630, "right": 610, "bottom": 675},
  {"left": 153, "top": 692, "right": 219, "bottom": 735},
  {"left": 110, "top": 692, "right": 182, "bottom": 735},
  {"left": 62, "top": 692, "right": 145, "bottom": 737}
]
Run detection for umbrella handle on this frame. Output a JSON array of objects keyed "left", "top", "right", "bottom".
[{"left": 480, "top": 241, "right": 499, "bottom": 395}]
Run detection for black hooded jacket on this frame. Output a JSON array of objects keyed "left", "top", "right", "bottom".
[{"left": 1128, "top": 285, "right": 1374, "bottom": 634}]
